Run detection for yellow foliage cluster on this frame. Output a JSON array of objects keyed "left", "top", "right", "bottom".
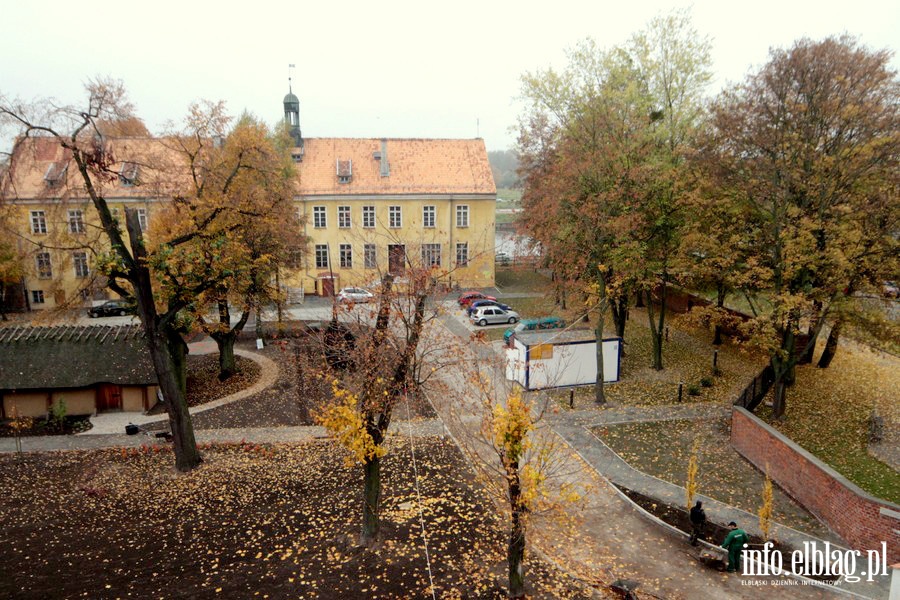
[
  {"left": 492, "top": 393, "right": 532, "bottom": 463},
  {"left": 315, "top": 381, "right": 385, "bottom": 467},
  {"left": 758, "top": 471, "right": 774, "bottom": 541},
  {"left": 685, "top": 437, "right": 700, "bottom": 509}
]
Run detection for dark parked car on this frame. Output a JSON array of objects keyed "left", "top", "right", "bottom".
[
  {"left": 88, "top": 300, "right": 135, "bottom": 318},
  {"left": 457, "top": 291, "right": 497, "bottom": 308},
  {"left": 467, "top": 299, "right": 511, "bottom": 316}
]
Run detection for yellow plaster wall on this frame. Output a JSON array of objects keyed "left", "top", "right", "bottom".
[
  {"left": 14, "top": 200, "right": 154, "bottom": 309},
  {"left": 122, "top": 386, "right": 147, "bottom": 412},
  {"left": 51, "top": 389, "right": 95, "bottom": 416},
  {"left": 292, "top": 197, "right": 496, "bottom": 294},
  {"left": 2, "top": 391, "right": 49, "bottom": 418}
]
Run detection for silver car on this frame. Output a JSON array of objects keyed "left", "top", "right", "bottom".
[
  {"left": 337, "top": 287, "right": 374, "bottom": 303},
  {"left": 470, "top": 306, "right": 520, "bottom": 326}
]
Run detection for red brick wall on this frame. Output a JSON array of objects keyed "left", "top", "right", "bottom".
[{"left": 731, "top": 407, "right": 900, "bottom": 563}]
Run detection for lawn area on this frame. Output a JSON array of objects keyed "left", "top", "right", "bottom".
[
  {"left": 494, "top": 268, "right": 552, "bottom": 294},
  {"left": 496, "top": 187, "right": 522, "bottom": 205},
  {"left": 594, "top": 418, "right": 836, "bottom": 540},
  {"left": 756, "top": 339, "right": 900, "bottom": 504},
  {"left": 550, "top": 308, "right": 767, "bottom": 408},
  {"left": 0, "top": 438, "right": 591, "bottom": 599}
]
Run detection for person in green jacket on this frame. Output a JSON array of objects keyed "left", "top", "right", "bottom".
[{"left": 721, "top": 521, "right": 749, "bottom": 572}]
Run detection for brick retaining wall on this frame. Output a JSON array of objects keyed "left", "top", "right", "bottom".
[{"left": 731, "top": 406, "right": 900, "bottom": 563}]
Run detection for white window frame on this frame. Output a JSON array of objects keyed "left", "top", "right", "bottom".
[
  {"left": 313, "top": 206, "right": 327, "bottom": 229},
  {"left": 456, "top": 242, "right": 469, "bottom": 267},
  {"left": 339, "top": 244, "right": 352, "bottom": 269},
  {"left": 35, "top": 252, "right": 52, "bottom": 279},
  {"left": 73, "top": 251, "right": 90, "bottom": 278},
  {"left": 68, "top": 209, "right": 85, "bottom": 234},
  {"left": 422, "top": 205, "right": 436, "bottom": 228},
  {"left": 136, "top": 208, "right": 148, "bottom": 232},
  {"left": 338, "top": 206, "right": 351, "bottom": 229},
  {"left": 315, "top": 244, "right": 329, "bottom": 269},
  {"left": 31, "top": 290, "right": 45, "bottom": 304},
  {"left": 389, "top": 206, "right": 402, "bottom": 228},
  {"left": 364, "top": 244, "right": 376, "bottom": 269},
  {"left": 30, "top": 210, "right": 47, "bottom": 234},
  {"left": 421, "top": 243, "right": 441, "bottom": 267},
  {"left": 456, "top": 204, "right": 469, "bottom": 228},
  {"left": 362, "top": 206, "right": 376, "bottom": 228}
]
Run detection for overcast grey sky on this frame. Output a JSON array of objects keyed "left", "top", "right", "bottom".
[{"left": 2, "top": 0, "right": 898, "bottom": 152}]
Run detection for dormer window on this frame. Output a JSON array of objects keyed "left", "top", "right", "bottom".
[
  {"left": 337, "top": 159, "right": 352, "bottom": 184},
  {"left": 44, "top": 161, "right": 68, "bottom": 187},
  {"left": 119, "top": 162, "right": 139, "bottom": 186}
]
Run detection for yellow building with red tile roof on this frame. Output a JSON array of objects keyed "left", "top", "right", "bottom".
[
  {"left": 290, "top": 136, "right": 496, "bottom": 296},
  {"left": 0, "top": 93, "right": 496, "bottom": 310}
]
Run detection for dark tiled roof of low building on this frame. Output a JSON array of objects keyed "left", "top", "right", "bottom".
[{"left": 0, "top": 325, "right": 157, "bottom": 390}]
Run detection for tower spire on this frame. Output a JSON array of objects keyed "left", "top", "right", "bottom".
[{"left": 283, "top": 64, "right": 302, "bottom": 148}]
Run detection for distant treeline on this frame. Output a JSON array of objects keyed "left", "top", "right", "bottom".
[{"left": 488, "top": 149, "right": 520, "bottom": 189}]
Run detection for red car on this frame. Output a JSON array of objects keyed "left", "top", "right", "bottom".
[{"left": 457, "top": 291, "right": 497, "bottom": 308}]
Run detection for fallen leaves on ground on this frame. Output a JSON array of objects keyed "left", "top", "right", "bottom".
[{"left": 0, "top": 437, "right": 592, "bottom": 599}]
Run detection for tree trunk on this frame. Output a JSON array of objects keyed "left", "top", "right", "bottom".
[
  {"left": 595, "top": 309, "right": 606, "bottom": 405},
  {"left": 361, "top": 426, "right": 383, "bottom": 546},
  {"left": 610, "top": 296, "right": 628, "bottom": 340},
  {"left": 817, "top": 316, "right": 843, "bottom": 369},
  {"left": 770, "top": 327, "right": 796, "bottom": 420},
  {"left": 713, "top": 283, "right": 726, "bottom": 346},
  {"left": 645, "top": 287, "right": 666, "bottom": 371},
  {"left": 594, "top": 272, "right": 607, "bottom": 405},
  {"left": 507, "top": 459, "right": 526, "bottom": 599},
  {"left": 125, "top": 209, "right": 201, "bottom": 472},
  {"left": 213, "top": 331, "right": 238, "bottom": 380}
]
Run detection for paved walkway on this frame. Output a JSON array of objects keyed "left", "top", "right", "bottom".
[
  {"left": 431, "top": 311, "right": 851, "bottom": 599},
  {"left": 0, "top": 418, "right": 447, "bottom": 453},
  {"left": 82, "top": 341, "right": 280, "bottom": 434}
]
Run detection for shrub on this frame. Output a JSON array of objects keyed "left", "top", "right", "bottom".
[
  {"left": 687, "top": 384, "right": 701, "bottom": 396},
  {"left": 700, "top": 376, "right": 714, "bottom": 388},
  {"left": 48, "top": 398, "right": 67, "bottom": 432}
]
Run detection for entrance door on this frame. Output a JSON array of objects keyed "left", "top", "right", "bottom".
[
  {"left": 96, "top": 384, "right": 123, "bottom": 412},
  {"left": 388, "top": 244, "right": 406, "bottom": 275},
  {"left": 321, "top": 277, "right": 335, "bottom": 297}
]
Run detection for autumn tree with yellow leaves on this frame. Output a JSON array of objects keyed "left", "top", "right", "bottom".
[{"left": 0, "top": 80, "right": 298, "bottom": 471}]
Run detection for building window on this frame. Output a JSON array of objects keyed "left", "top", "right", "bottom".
[
  {"left": 136, "top": 208, "right": 148, "bottom": 232},
  {"left": 362, "top": 206, "right": 376, "bottom": 228},
  {"left": 389, "top": 206, "right": 402, "bottom": 228},
  {"left": 73, "top": 252, "right": 90, "bottom": 278},
  {"left": 31, "top": 290, "right": 45, "bottom": 304},
  {"left": 313, "top": 206, "right": 327, "bottom": 229},
  {"left": 456, "top": 204, "right": 469, "bottom": 228},
  {"left": 68, "top": 209, "right": 85, "bottom": 234},
  {"left": 423, "top": 205, "right": 435, "bottom": 228},
  {"left": 456, "top": 243, "right": 469, "bottom": 267},
  {"left": 30, "top": 211, "right": 47, "bottom": 234},
  {"left": 364, "top": 244, "right": 376, "bottom": 269},
  {"left": 315, "top": 244, "right": 329, "bottom": 269},
  {"left": 119, "top": 162, "right": 139, "bottom": 186},
  {"left": 339, "top": 244, "right": 352, "bottom": 269},
  {"left": 422, "top": 243, "right": 441, "bottom": 267},
  {"left": 336, "top": 159, "right": 352, "bottom": 184},
  {"left": 36, "top": 252, "right": 52, "bottom": 279},
  {"left": 338, "top": 206, "right": 351, "bottom": 229}
]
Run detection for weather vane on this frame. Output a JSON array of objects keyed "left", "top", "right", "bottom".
[{"left": 288, "top": 64, "right": 296, "bottom": 93}]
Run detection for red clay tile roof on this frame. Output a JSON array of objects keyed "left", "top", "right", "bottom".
[{"left": 295, "top": 138, "right": 495, "bottom": 196}]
